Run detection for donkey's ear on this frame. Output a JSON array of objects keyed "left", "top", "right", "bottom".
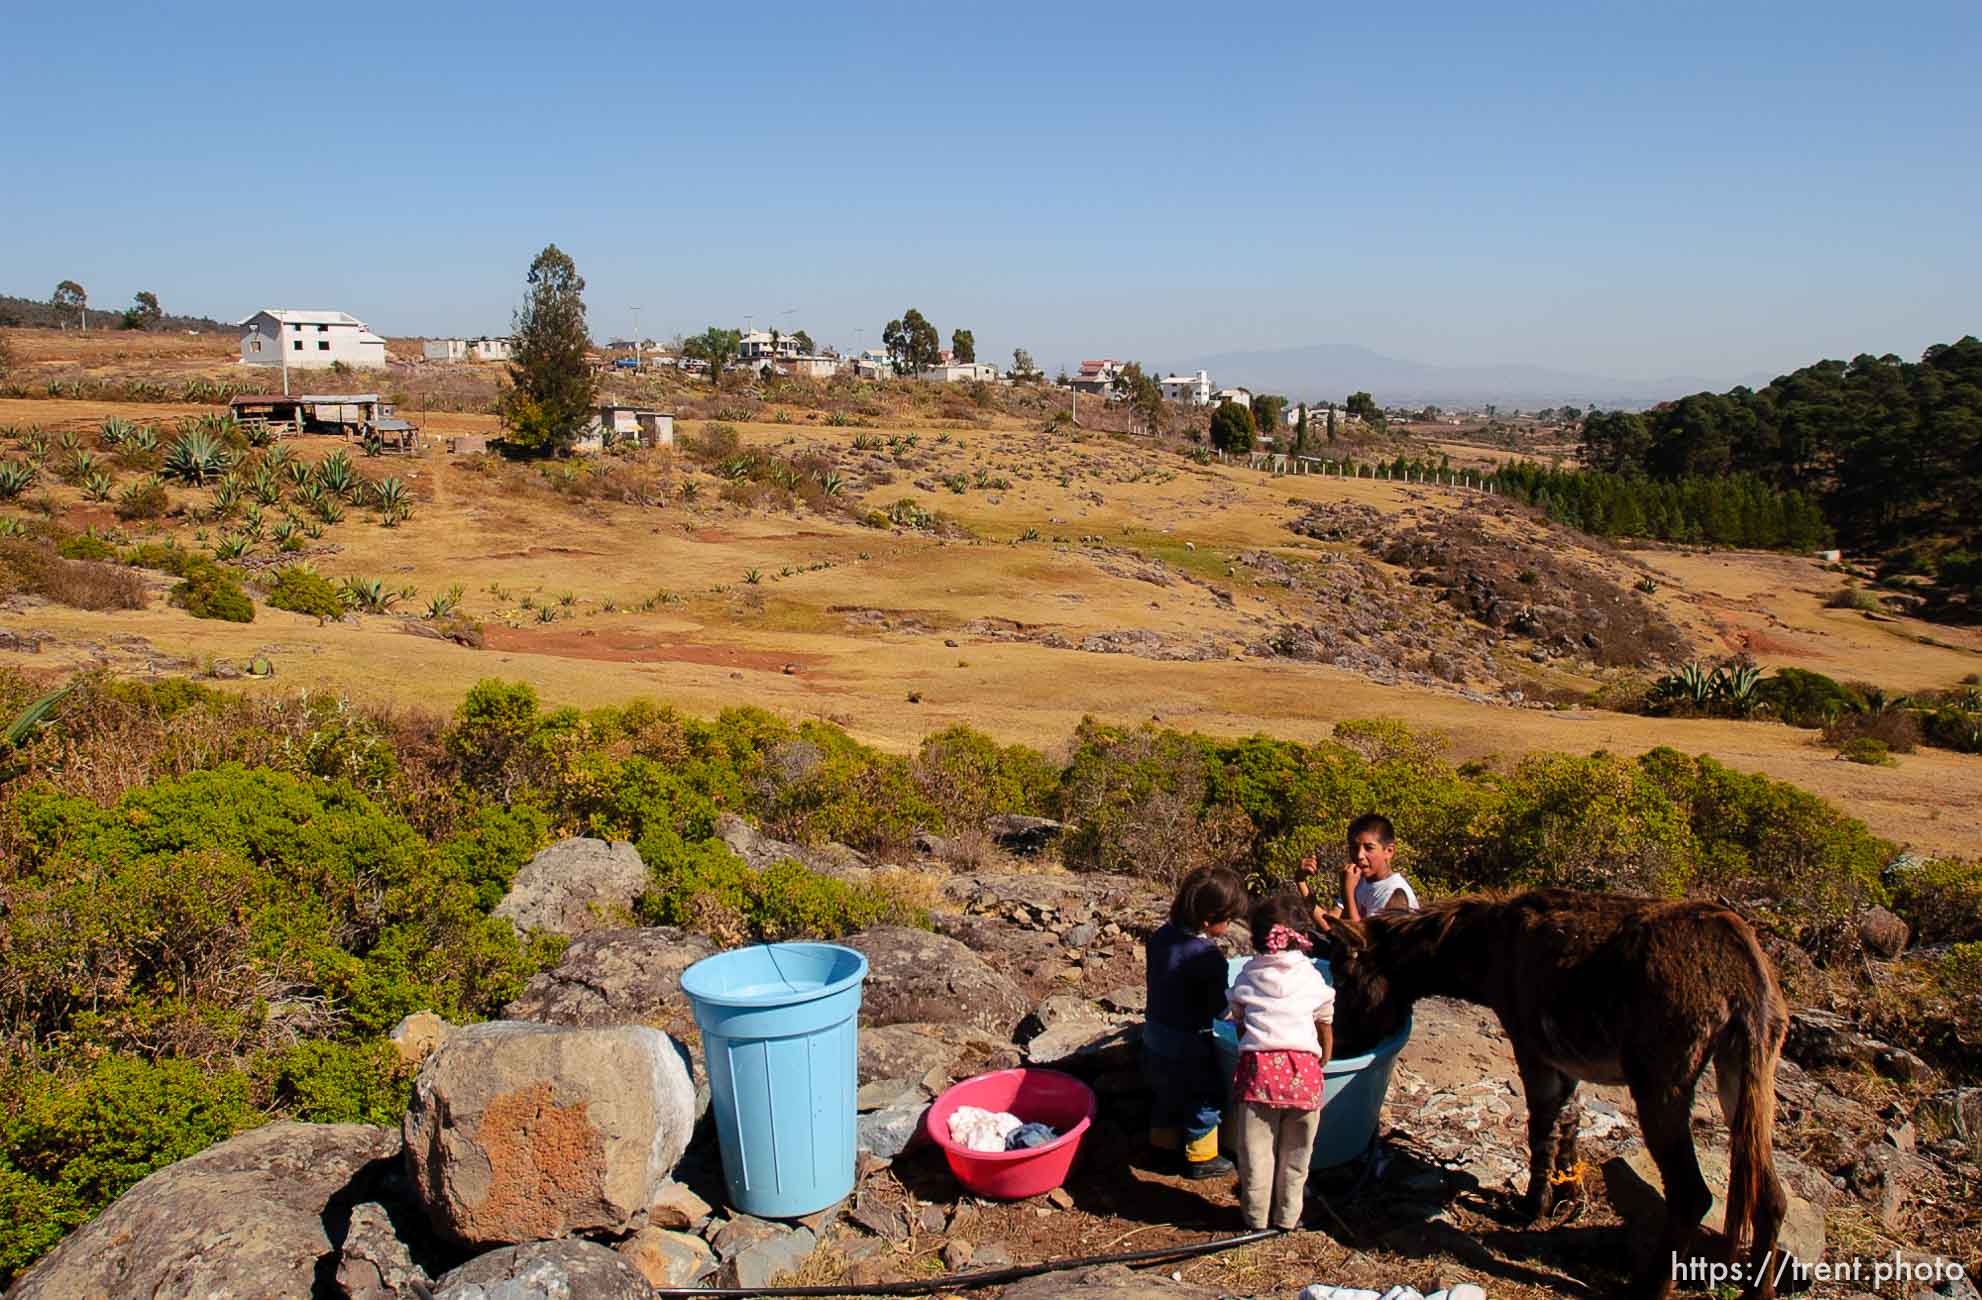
[{"left": 1320, "top": 913, "right": 1370, "bottom": 954}]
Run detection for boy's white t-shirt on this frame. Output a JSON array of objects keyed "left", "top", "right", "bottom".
[{"left": 1354, "top": 872, "right": 1418, "bottom": 915}]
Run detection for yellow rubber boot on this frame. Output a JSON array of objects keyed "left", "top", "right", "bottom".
[{"left": 1183, "top": 1128, "right": 1234, "bottom": 1179}]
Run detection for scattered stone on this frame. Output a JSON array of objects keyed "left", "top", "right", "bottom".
[
  {"left": 7, "top": 1122, "right": 402, "bottom": 1300},
  {"left": 857, "top": 1101, "right": 929, "bottom": 1160},
  {"left": 943, "top": 1239, "right": 975, "bottom": 1271},
  {"left": 1001, "top": 1263, "right": 1228, "bottom": 1298},
  {"left": 617, "top": 1226, "right": 716, "bottom": 1287},
  {"left": 502, "top": 925, "right": 717, "bottom": 1030},
  {"left": 1046, "top": 1186, "right": 1074, "bottom": 1209},
  {"left": 715, "top": 1224, "right": 816, "bottom": 1290},
  {"left": 646, "top": 1179, "right": 713, "bottom": 1231},
  {"left": 851, "top": 1195, "right": 907, "bottom": 1242},
  {"left": 1876, "top": 1045, "right": 1933, "bottom": 1083},
  {"left": 1785, "top": 1007, "right": 1882, "bottom": 1071},
  {"left": 432, "top": 1240, "right": 650, "bottom": 1300},
  {"left": 1857, "top": 905, "right": 1910, "bottom": 958},
  {"left": 403, "top": 1021, "right": 697, "bottom": 1246},
  {"left": 919, "top": 1203, "right": 948, "bottom": 1234},
  {"left": 983, "top": 814, "right": 1065, "bottom": 855},
  {"left": 491, "top": 837, "right": 647, "bottom": 938},
  {"left": 335, "top": 1200, "right": 431, "bottom": 1300}
]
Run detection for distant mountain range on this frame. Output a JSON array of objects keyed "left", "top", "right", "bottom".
[{"left": 1158, "top": 342, "right": 1777, "bottom": 410}]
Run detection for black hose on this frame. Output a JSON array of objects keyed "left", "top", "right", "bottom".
[{"left": 647, "top": 1226, "right": 1285, "bottom": 1297}]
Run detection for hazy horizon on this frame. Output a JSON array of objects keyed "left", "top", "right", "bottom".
[{"left": 4, "top": 2, "right": 1976, "bottom": 388}]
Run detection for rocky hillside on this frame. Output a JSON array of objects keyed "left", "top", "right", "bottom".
[{"left": 10, "top": 828, "right": 1975, "bottom": 1300}]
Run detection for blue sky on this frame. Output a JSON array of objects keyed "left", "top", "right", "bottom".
[{"left": 4, "top": 1, "right": 1977, "bottom": 386}]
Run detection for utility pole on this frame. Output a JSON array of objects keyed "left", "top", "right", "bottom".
[{"left": 631, "top": 306, "right": 642, "bottom": 372}]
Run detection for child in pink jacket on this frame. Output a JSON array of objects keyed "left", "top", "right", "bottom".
[{"left": 1226, "top": 893, "right": 1335, "bottom": 1230}]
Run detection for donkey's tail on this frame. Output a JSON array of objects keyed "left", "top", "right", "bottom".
[{"left": 1717, "top": 993, "right": 1789, "bottom": 1288}]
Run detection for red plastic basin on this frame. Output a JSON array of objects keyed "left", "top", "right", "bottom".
[{"left": 925, "top": 1068, "right": 1096, "bottom": 1200}]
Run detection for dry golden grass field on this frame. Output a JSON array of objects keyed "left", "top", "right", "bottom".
[{"left": 5, "top": 329, "right": 1980, "bottom": 859}]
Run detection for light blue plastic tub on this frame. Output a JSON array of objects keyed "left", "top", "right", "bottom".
[
  {"left": 680, "top": 942, "right": 868, "bottom": 1218},
  {"left": 1213, "top": 954, "right": 1412, "bottom": 1168}
]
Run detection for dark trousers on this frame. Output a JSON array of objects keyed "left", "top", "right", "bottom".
[{"left": 1141, "top": 1019, "right": 1224, "bottom": 1146}]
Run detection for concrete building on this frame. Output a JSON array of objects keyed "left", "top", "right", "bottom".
[
  {"left": 737, "top": 330, "right": 805, "bottom": 362},
  {"left": 852, "top": 348, "right": 892, "bottom": 380},
  {"left": 576, "top": 404, "right": 675, "bottom": 452},
  {"left": 1212, "top": 386, "right": 1254, "bottom": 409},
  {"left": 423, "top": 338, "right": 468, "bottom": 362},
  {"left": 919, "top": 362, "right": 1000, "bottom": 383},
  {"left": 468, "top": 336, "right": 515, "bottom": 362},
  {"left": 786, "top": 355, "right": 839, "bottom": 379},
  {"left": 1160, "top": 370, "right": 1212, "bottom": 406},
  {"left": 238, "top": 310, "right": 387, "bottom": 370}
]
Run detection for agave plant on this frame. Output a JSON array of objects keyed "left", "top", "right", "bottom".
[
  {"left": 192, "top": 410, "right": 241, "bottom": 443},
  {"left": 0, "top": 517, "right": 27, "bottom": 538},
  {"left": 302, "top": 520, "right": 323, "bottom": 541},
  {"left": 210, "top": 474, "right": 243, "bottom": 517},
  {"left": 162, "top": 429, "right": 235, "bottom": 485},
  {"left": 817, "top": 472, "right": 845, "bottom": 498},
  {"left": 426, "top": 583, "right": 464, "bottom": 619},
  {"left": 360, "top": 430, "right": 384, "bottom": 458},
  {"left": 0, "top": 460, "right": 38, "bottom": 499},
  {"left": 212, "top": 533, "right": 255, "bottom": 561},
  {"left": 313, "top": 449, "right": 358, "bottom": 498},
  {"left": 99, "top": 416, "right": 137, "bottom": 447},
  {"left": 248, "top": 464, "right": 285, "bottom": 506},
  {"left": 261, "top": 443, "right": 294, "bottom": 472},
  {"left": 371, "top": 477, "right": 410, "bottom": 512},
  {"left": 240, "top": 505, "right": 266, "bottom": 540},
  {"left": 57, "top": 431, "right": 81, "bottom": 455},
  {"left": 271, "top": 518, "right": 305, "bottom": 551},
  {"left": 80, "top": 470, "right": 115, "bottom": 502},
  {"left": 677, "top": 480, "right": 701, "bottom": 503},
  {"left": 242, "top": 418, "right": 276, "bottom": 449},
  {"left": 19, "top": 432, "right": 50, "bottom": 464},
  {"left": 339, "top": 576, "right": 408, "bottom": 614},
  {"left": 316, "top": 498, "right": 346, "bottom": 525},
  {"left": 60, "top": 449, "right": 100, "bottom": 484}
]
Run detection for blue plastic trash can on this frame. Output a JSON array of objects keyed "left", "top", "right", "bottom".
[{"left": 680, "top": 942, "right": 868, "bottom": 1218}]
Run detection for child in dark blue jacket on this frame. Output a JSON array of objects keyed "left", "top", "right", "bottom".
[{"left": 1143, "top": 865, "right": 1251, "bottom": 1178}]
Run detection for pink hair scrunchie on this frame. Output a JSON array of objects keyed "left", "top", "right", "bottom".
[{"left": 1263, "top": 924, "right": 1312, "bottom": 954}]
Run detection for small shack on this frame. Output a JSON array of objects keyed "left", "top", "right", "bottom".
[
  {"left": 575, "top": 404, "right": 675, "bottom": 452},
  {"left": 228, "top": 393, "right": 418, "bottom": 448}
]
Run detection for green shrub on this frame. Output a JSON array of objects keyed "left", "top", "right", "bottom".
[
  {"left": 56, "top": 533, "right": 117, "bottom": 562},
  {"left": 1755, "top": 667, "right": 1858, "bottom": 728},
  {"left": 170, "top": 563, "right": 254, "bottom": 622},
  {"left": 1838, "top": 737, "right": 1893, "bottom": 765},
  {"left": 634, "top": 832, "right": 924, "bottom": 941},
  {"left": 912, "top": 725, "right": 1059, "bottom": 828},
  {"left": 435, "top": 801, "right": 552, "bottom": 912},
  {"left": 1921, "top": 705, "right": 1982, "bottom": 754},
  {"left": 112, "top": 478, "right": 169, "bottom": 521},
  {"left": 1824, "top": 587, "right": 1884, "bottom": 612},
  {"left": 1481, "top": 751, "right": 1695, "bottom": 896},
  {"left": 0, "top": 1056, "right": 257, "bottom": 1287},
  {"left": 257, "top": 1040, "right": 410, "bottom": 1126},
  {"left": 1890, "top": 858, "right": 1982, "bottom": 947},
  {"left": 265, "top": 566, "right": 346, "bottom": 618}
]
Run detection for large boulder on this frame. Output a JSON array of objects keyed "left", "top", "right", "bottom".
[
  {"left": 492, "top": 837, "right": 648, "bottom": 937},
  {"left": 404, "top": 1021, "right": 696, "bottom": 1247},
  {"left": 983, "top": 814, "right": 1065, "bottom": 856},
  {"left": 857, "top": 1021, "right": 1021, "bottom": 1087},
  {"left": 8, "top": 1121, "right": 400, "bottom": 1300},
  {"left": 431, "top": 1240, "right": 650, "bottom": 1300},
  {"left": 843, "top": 926, "right": 1030, "bottom": 1038},
  {"left": 715, "top": 812, "right": 870, "bottom": 878},
  {"left": 502, "top": 926, "right": 717, "bottom": 1032},
  {"left": 1602, "top": 1141, "right": 1825, "bottom": 1277}
]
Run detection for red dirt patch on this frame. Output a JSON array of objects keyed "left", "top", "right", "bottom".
[{"left": 483, "top": 625, "right": 821, "bottom": 673}]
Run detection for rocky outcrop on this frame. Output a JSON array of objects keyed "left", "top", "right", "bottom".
[
  {"left": 857, "top": 1021, "right": 1020, "bottom": 1087},
  {"left": 403, "top": 1021, "right": 696, "bottom": 1247},
  {"left": 1602, "top": 1141, "right": 1826, "bottom": 1277},
  {"left": 335, "top": 1200, "right": 433, "bottom": 1300},
  {"left": 617, "top": 1226, "right": 717, "bottom": 1288},
  {"left": 492, "top": 837, "right": 648, "bottom": 937},
  {"left": 8, "top": 1121, "right": 401, "bottom": 1300},
  {"left": 431, "top": 1240, "right": 651, "bottom": 1300},
  {"left": 843, "top": 925, "right": 1030, "bottom": 1037},
  {"left": 501, "top": 925, "right": 717, "bottom": 1031}
]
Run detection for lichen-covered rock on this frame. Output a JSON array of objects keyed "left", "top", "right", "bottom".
[
  {"left": 431, "top": 1240, "right": 650, "bottom": 1300},
  {"left": 8, "top": 1121, "right": 400, "bottom": 1300},
  {"left": 334, "top": 1200, "right": 433, "bottom": 1300},
  {"left": 502, "top": 925, "right": 717, "bottom": 1031},
  {"left": 857, "top": 1021, "right": 1021, "bottom": 1086},
  {"left": 492, "top": 837, "right": 647, "bottom": 937},
  {"left": 403, "top": 1021, "right": 695, "bottom": 1246},
  {"left": 843, "top": 926, "right": 1029, "bottom": 1037},
  {"left": 616, "top": 1227, "right": 716, "bottom": 1288}
]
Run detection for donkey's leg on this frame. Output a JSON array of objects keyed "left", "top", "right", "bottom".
[
  {"left": 1629, "top": 1082, "right": 1711, "bottom": 1300},
  {"left": 1512, "top": 1049, "right": 1577, "bottom": 1222}
]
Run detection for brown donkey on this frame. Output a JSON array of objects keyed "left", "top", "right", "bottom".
[{"left": 1318, "top": 888, "right": 1790, "bottom": 1300}]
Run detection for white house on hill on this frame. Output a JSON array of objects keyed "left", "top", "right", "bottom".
[
  {"left": 1160, "top": 370, "right": 1212, "bottom": 406},
  {"left": 239, "top": 310, "right": 387, "bottom": 370}
]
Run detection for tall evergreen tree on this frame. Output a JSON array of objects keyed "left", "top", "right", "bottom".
[{"left": 500, "top": 245, "right": 597, "bottom": 457}]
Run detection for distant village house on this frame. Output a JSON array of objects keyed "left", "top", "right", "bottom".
[
  {"left": 574, "top": 403, "right": 675, "bottom": 452},
  {"left": 238, "top": 310, "right": 387, "bottom": 370},
  {"left": 1160, "top": 370, "right": 1212, "bottom": 406},
  {"left": 1070, "top": 359, "right": 1125, "bottom": 396},
  {"left": 423, "top": 336, "right": 515, "bottom": 362}
]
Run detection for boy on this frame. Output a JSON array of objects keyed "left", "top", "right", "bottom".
[
  {"left": 1297, "top": 813, "right": 1419, "bottom": 923},
  {"left": 1144, "top": 865, "right": 1250, "bottom": 1179}
]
